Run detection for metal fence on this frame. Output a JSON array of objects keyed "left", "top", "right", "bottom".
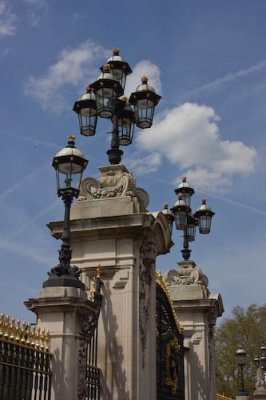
[{"left": 0, "top": 314, "right": 52, "bottom": 400}]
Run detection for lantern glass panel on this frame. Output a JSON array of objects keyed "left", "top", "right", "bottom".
[
  {"left": 135, "top": 98, "right": 155, "bottom": 129},
  {"left": 174, "top": 211, "right": 187, "bottom": 230},
  {"left": 118, "top": 117, "right": 134, "bottom": 146},
  {"left": 112, "top": 68, "right": 126, "bottom": 90},
  {"left": 56, "top": 161, "right": 84, "bottom": 196},
  {"left": 79, "top": 111, "right": 97, "bottom": 136},
  {"left": 186, "top": 224, "right": 197, "bottom": 242},
  {"left": 96, "top": 87, "right": 116, "bottom": 118},
  {"left": 198, "top": 215, "right": 212, "bottom": 234},
  {"left": 182, "top": 192, "right": 192, "bottom": 207}
]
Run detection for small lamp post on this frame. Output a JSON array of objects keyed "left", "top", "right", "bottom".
[
  {"left": 43, "top": 135, "right": 88, "bottom": 289},
  {"left": 73, "top": 48, "right": 161, "bottom": 165},
  {"left": 171, "top": 177, "right": 215, "bottom": 260},
  {"left": 236, "top": 348, "right": 248, "bottom": 396}
]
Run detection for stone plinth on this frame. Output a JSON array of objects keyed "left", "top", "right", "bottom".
[
  {"left": 25, "top": 286, "right": 98, "bottom": 400},
  {"left": 47, "top": 165, "right": 172, "bottom": 400},
  {"left": 165, "top": 260, "right": 224, "bottom": 400}
]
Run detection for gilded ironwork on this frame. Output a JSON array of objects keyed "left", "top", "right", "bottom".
[
  {"left": 0, "top": 313, "right": 52, "bottom": 400},
  {"left": 156, "top": 275, "right": 185, "bottom": 400}
]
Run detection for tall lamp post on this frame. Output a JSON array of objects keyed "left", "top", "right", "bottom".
[
  {"left": 170, "top": 177, "right": 215, "bottom": 260},
  {"left": 43, "top": 135, "right": 88, "bottom": 289},
  {"left": 73, "top": 48, "right": 161, "bottom": 165},
  {"left": 236, "top": 348, "right": 248, "bottom": 397}
]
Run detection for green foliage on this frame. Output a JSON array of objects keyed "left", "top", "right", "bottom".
[{"left": 215, "top": 304, "right": 266, "bottom": 398}]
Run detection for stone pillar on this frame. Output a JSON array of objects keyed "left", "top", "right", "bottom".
[
  {"left": 253, "top": 367, "right": 266, "bottom": 400},
  {"left": 25, "top": 285, "right": 98, "bottom": 400},
  {"left": 165, "top": 260, "right": 224, "bottom": 400},
  {"left": 47, "top": 165, "right": 171, "bottom": 400}
]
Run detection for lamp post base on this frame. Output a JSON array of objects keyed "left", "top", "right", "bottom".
[
  {"left": 43, "top": 273, "right": 85, "bottom": 289},
  {"left": 107, "top": 148, "right": 123, "bottom": 165}
]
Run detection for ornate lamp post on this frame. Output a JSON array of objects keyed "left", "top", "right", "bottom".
[
  {"left": 43, "top": 135, "right": 88, "bottom": 289},
  {"left": 73, "top": 48, "right": 161, "bottom": 165},
  {"left": 171, "top": 177, "right": 215, "bottom": 260},
  {"left": 236, "top": 348, "right": 248, "bottom": 396}
]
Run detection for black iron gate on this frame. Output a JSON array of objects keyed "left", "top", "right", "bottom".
[{"left": 156, "top": 274, "right": 185, "bottom": 400}]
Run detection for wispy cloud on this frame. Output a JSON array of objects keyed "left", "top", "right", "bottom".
[
  {"left": 180, "top": 59, "right": 266, "bottom": 100},
  {"left": 0, "top": 1, "right": 17, "bottom": 37},
  {"left": 132, "top": 103, "right": 257, "bottom": 193},
  {"left": 0, "top": 163, "right": 49, "bottom": 201},
  {"left": 25, "top": 40, "right": 109, "bottom": 112}
]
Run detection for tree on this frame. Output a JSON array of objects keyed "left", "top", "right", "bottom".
[{"left": 215, "top": 304, "right": 266, "bottom": 398}]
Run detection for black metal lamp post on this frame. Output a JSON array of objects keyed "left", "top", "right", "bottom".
[
  {"left": 43, "top": 135, "right": 88, "bottom": 289},
  {"left": 171, "top": 177, "right": 215, "bottom": 260},
  {"left": 73, "top": 48, "right": 161, "bottom": 165},
  {"left": 236, "top": 348, "right": 248, "bottom": 396}
]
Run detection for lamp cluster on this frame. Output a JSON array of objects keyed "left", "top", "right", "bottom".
[
  {"left": 73, "top": 48, "right": 161, "bottom": 165},
  {"left": 254, "top": 345, "right": 266, "bottom": 376},
  {"left": 163, "top": 177, "right": 215, "bottom": 260}
]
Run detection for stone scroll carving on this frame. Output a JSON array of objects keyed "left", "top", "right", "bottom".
[
  {"left": 165, "top": 261, "right": 209, "bottom": 288},
  {"left": 139, "top": 241, "right": 157, "bottom": 367},
  {"left": 77, "top": 166, "right": 149, "bottom": 211}
]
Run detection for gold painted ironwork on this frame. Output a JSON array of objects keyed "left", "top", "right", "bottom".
[
  {"left": 165, "top": 336, "right": 180, "bottom": 394},
  {"left": 0, "top": 313, "right": 51, "bottom": 351},
  {"left": 156, "top": 272, "right": 184, "bottom": 333},
  {"left": 216, "top": 395, "right": 233, "bottom": 400},
  {"left": 0, "top": 313, "right": 52, "bottom": 400}
]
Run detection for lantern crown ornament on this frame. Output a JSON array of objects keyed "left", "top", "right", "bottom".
[{"left": 175, "top": 176, "right": 195, "bottom": 207}]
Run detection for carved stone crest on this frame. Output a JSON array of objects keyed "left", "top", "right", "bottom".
[{"left": 165, "top": 261, "right": 209, "bottom": 288}]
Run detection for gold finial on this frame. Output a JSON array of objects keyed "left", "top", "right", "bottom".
[
  {"left": 68, "top": 134, "right": 75, "bottom": 143},
  {"left": 15, "top": 320, "right": 21, "bottom": 342},
  {"left": 10, "top": 317, "right": 15, "bottom": 340},
  {"left": 102, "top": 63, "right": 111, "bottom": 73},
  {"left": 4, "top": 315, "right": 10, "bottom": 338},
  {"left": 202, "top": 198, "right": 206, "bottom": 204},
  {"left": 96, "top": 264, "right": 101, "bottom": 279},
  {"left": 113, "top": 47, "right": 120, "bottom": 55},
  {"left": 141, "top": 76, "right": 148, "bottom": 83},
  {"left": 121, "top": 96, "right": 128, "bottom": 102},
  {"left": 0, "top": 313, "right": 4, "bottom": 336},
  {"left": 163, "top": 202, "right": 169, "bottom": 209},
  {"left": 182, "top": 176, "right": 187, "bottom": 182}
]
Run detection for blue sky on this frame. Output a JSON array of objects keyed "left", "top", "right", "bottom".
[{"left": 0, "top": 0, "right": 266, "bottom": 323}]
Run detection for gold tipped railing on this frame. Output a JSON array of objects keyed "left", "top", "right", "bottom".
[
  {"left": 0, "top": 313, "right": 52, "bottom": 400},
  {"left": 0, "top": 313, "right": 50, "bottom": 351}
]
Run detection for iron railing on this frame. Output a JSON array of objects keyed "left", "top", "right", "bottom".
[{"left": 0, "top": 314, "right": 52, "bottom": 400}]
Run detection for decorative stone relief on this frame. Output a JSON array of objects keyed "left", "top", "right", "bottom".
[
  {"left": 165, "top": 261, "right": 209, "bottom": 288},
  {"left": 77, "top": 165, "right": 149, "bottom": 211},
  {"left": 139, "top": 241, "right": 157, "bottom": 367}
]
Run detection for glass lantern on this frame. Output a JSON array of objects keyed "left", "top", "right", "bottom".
[
  {"left": 73, "top": 87, "right": 97, "bottom": 136},
  {"left": 194, "top": 198, "right": 215, "bottom": 234},
  {"left": 175, "top": 177, "right": 195, "bottom": 207},
  {"left": 171, "top": 193, "right": 191, "bottom": 230},
  {"left": 103, "top": 48, "right": 132, "bottom": 91},
  {"left": 52, "top": 135, "right": 88, "bottom": 198},
  {"left": 129, "top": 76, "right": 161, "bottom": 129},
  {"left": 117, "top": 97, "right": 135, "bottom": 146},
  {"left": 90, "top": 64, "right": 123, "bottom": 119}
]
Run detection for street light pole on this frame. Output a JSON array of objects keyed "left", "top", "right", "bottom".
[
  {"left": 236, "top": 348, "right": 248, "bottom": 397},
  {"left": 43, "top": 135, "right": 88, "bottom": 289}
]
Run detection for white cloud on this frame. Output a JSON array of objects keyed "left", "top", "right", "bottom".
[
  {"left": 25, "top": 40, "right": 109, "bottom": 112},
  {"left": 126, "top": 152, "right": 162, "bottom": 174},
  {"left": 0, "top": 1, "right": 17, "bottom": 37},
  {"left": 125, "top": 60, "right": 162, "bottom": 98},
  {"left": 135, "top": 102, "right": 257, "bottom": 193}
]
